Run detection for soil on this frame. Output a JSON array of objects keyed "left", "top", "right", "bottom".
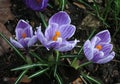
[{"left": 0, "top": 0, "right": 120, "bottom": 84}]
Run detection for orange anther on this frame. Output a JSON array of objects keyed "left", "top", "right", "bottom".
[
  {"left": 52, "top": 31, "right": 61, "bottom": 41},
  {"left": 36, "top": 0, "right": 42, "bottom": 3},
  {"left": 22, "top": 33, "right": 27, "bottom": 38},
  {"left": 96, "top": 45, "right": 102, "bottom": 50}
]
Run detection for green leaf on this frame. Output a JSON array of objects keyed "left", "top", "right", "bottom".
[
  {"left": 55, "top": 73, "right": 63, "bottom": 84},
  {"left": 15, "top": 69, "right": 28, "bottom": 84},
  {"left": 60, "top": 55, "right": 80, "bottom": 58},
  {"left": 0, "top": 32, "right": 26, "bottom": 62},
  {"left": 11, "top": 64, "right": 48, "bottom": 71},
  {"left": 59, "top": 0, "right": 65, "bottom": 11},
  {"left": 28, "top": 68, "right": 49, "bottom": 79},
  {"left": 29, "top": 51, "right": 44, "bottom": 62},
  {"left": 77, "top": 61, "right": 92, "bottom": 69},
  {"left": 39, "top": 12, "right": 47, "bottom": 28},
  {"left": 81, "top": 73, "right": 101, "bottom": 84}
]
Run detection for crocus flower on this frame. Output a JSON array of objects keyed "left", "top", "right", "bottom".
[
  {"left": 83, "top": 30, "right": 115, "bottom": 64},
  {"left": 10, "top": 20, "right": 37, "bottom": 48},
  {"left": 37, "top": 11, "right": 79, "bottom": 52},
  {"left": 23, "top": 0, "right": 48, "bottom": 11}
]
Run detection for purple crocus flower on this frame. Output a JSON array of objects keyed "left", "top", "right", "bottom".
[
  {"left": 84, "top": 30, "right": 115, "bottom": 64},
  {"left": 23, "top": 0, "right": 48, "bottom": 11},
  {"left": 37, "top": 11, "right": 79, "bottom": 52},
  {"left": 10, "top": 20, "right": 37, "bottom": 48}
]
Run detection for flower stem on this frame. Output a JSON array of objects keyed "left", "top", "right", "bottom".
[
  {"left": 61, "top": 0, "right": 65, "bottom": 11},
  {"left": 54, "top": 51, "right": 60, "bottom": 77}
]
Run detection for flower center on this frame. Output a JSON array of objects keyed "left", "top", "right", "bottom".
[
  {"left": 36, "top": 0, "right": 42, "bottom": 3},
  {"left": 22, "top": 32, "right": 27, "bottom": 39},
  {"left": 96, "top": 45, "right": 102, "bottom": 50},
  {"left": 52, "top": 31, "right": 61, "bottom": 41}
]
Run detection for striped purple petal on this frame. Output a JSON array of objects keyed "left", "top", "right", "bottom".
[
  {"left": 84, "top": 40, "right": 94, "bottom": 60},
  {"left": 15, "top": 20, "right": 33, "bottom": 40},
  {"left": 59, "top": 25, "right": 76, "bottom": 39},
  {"left": 92, "top": 49, "right": 104, "bottom": 63},
  {"left": 37, "top": 27, "right": 47, "bottom": 47},
  {"left": 23, "top": 0, "right": 48, "bottom": 11},
  {"left": 28, "top": 36, "right": 37, "bottom": 47},
  {"left": 100, "top": 43, "right": 113, "bottom": 56},
  {"left": 45, "top": 23, "right": 58, "bottom": 40},
  {"left": 83, "top": 30, "right": 115, "bottom": 64},
  {"left": 10, "top": 37, "right": 24, "bottom": 48},
  {"left": 55, "top": 39, "right": 79, "bottom": 52},
  {"left": 96, "top": 30, "right": 111, "bottom": 43},
  {"left": 37, "top": 11, "right": 79, "bottom": 52},
  {"left": 96, "top": 51, "right": 115, "bottom": 64},
  {"left": 49, "top": 11, "right": 71, "bottom": 26},
  {"left": 18, "top": 38, "right": 30, "bottom": 47}
]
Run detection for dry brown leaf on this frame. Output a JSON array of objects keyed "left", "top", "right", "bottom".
[
  {"left": 81, "top": 14, "right": 101, "bottom": 29},
  {"left": 71, "top": 77, "right": 83, "bottom": 84},
  {"left": 0, "top": 23, "right": 12, "bottom": 56},
  {"left": 87, "top": 0, "right": 102, "bottom": 3},
  {"left": 73, "top": 2, "right": 86, "bottom": 10},
  {"left": 0, "top": 0, "right": 14, "bottom": 24},
  {"left": 20, "top": 75, "right": 32, "bottom": 83},
  {"left": 4, "top": 75, "right": 32, "bottom": 83},
  {"left": 0, "top": 0, "right": 15, "bottom": 56}
]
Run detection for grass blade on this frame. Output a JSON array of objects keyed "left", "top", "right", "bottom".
[
  {"left": 39, "top": 12, "right": 47, "bottom": 28},
  {"left": 11, "top": 64, "right": 48, "bottom": 71},
  {"left": 29, "top": 51, "right": 44, "bottom": 62},
  {"left": 61, "top": 0, "right": 65, "bottom": 11},
  {"left": 0, "top": 32, "right": 26, "bottom": 62},
  {"left": 15, "top": 69, "right": 28, "bottom": 84},
  {"left": 60, "top": 55, "right": 80, "bottom": 58},
  {"left": 28, "top": 68, "right": 49, "bottom": 79},
  {"left": 77, "top": 61, "right": 92, "bottom": 69},
  {"left": 55, "top": 73, "right": 63, "bottom": 84},
  {"left": 81, "top": 73, "right": 101, "bottom": 84}
]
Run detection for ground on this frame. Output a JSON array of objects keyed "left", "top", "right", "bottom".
[{"left": 0, "top": 0, "right": 120, "bottom": 84}]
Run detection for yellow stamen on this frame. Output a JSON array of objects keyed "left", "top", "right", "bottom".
[
  {"left": 22, "top": 33, "right": 27, "bottom": 38},
  {"left": 36, "top": 0, "right": 41, "bottom": 3},
  {"left": 52, "top": 31, "right": 61, "bottom": 41},
  {"left": 96, "top": 45, "right": 102, "bottom": 50}
]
